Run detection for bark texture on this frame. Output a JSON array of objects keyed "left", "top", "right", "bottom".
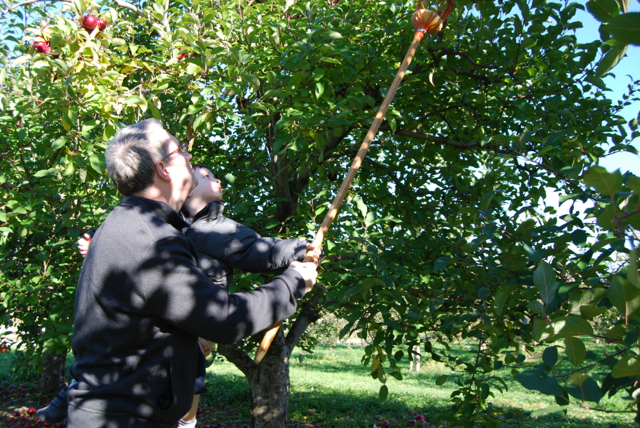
[
  {"left": 218, "top": 293, "right": 326, "bottom": 428},
  {"left": 37, "top": 350, "right": 67, "bottom": 395}
]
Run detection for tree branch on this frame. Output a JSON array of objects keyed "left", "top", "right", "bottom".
[
  {"left": 376, "top": 124, "right": 485, "bottom": 150},
  {"left": 421, "top": 46, "right": 495, "bottom": 70},
  {"left": 442, "top": 66, "right": 495, "bottom": 83},
  {"left": 113, "top": 0, "right": 149, "bottom": 18},
  {"left": 2, "top": 0, "right": 68, "bottom": 13},
  {"left": 217, "top": 343, "right": 256, "bottom": 379},
  {"left": 285, "top": 294, "right": 326, "bottom": 355}
]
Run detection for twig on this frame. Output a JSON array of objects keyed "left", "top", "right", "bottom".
[{"left": 113, "top": 0, "right": 149, "bottom": 18}]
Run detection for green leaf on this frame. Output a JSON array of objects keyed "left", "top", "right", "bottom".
[
  {"left": 551, "top": 315, "right": 594, "bottom": 338},
  {"left": 530, "top": 406, "right": 568, "bottom": 418},
  {"left": 603, "top": 13, "right": 640, "bottom": 45},
  {"left": 587, "top": 0, "right": 620, "bottom": 21},
  {"left": 242, "top": 73, "right": 261, "bottom": 91},
  {"left": 542, "top": 346, "right": 558, "bottom": 368},
  {"left": 124, "top": 95, "right": 148, "bottom": 112},
  {"left": 89, "top": 153, "right": 106, "bottom": 174},
  {"left": 597, "top": 204, "right": 616, "bottom": 230},
  {"left": 570, "top": 288, "right": 608, "bottom": 315},
  {"left": 262, "top": 89, "right": 286, "bottom": 99},
  {"left": 564, "top": 337, "right": 586, "bottom": 366},
  {"left": 378, "top": 384, "right": 388, "bottom": 401},
  {"left": 315, "top": 81, "right": 325, "bottom": 99},
  {"left": 516, "top": 369, "right": 565, "bottom": 396},
  {"left": 34, "top": 168, "right": 58, "bottom": 178},
  {"left": 193, "top": 111, "right": 210, "bottom": 131},
  {"left": 533, "top": 318, "right": 552, "bottom": 341},
  {"left": 628, "top": 248, "right": 640, "bottom": 289},
  {"left": 435, "top": 375, "right": 449, "bottom": 386},
  {"left": 186, "top": 63, "right": 203, "bottom": 75},
  {"left": 609, "top": 275, "right": 640, "bottom": 321},
  {"left": 580, "top": 305, "right": 608, "bottom": 320},
  {"left": 494, "top": 284, "right": 518, "bottom": 316},
  {"left": 534, "top": 261, "right": 558, "bottom": 304},
  {"left": 565, "top": 373, "right": 602, "bottom": 403},
  {"left": 583, "top": 166, "right": 624, "bottom": 198},
  {"left": 527, "top": 300, "right": 546, "bottom": 315},
  {"left": 434, "top": 257, "right": 452, "bottom": 271},
  {"left": 612, "top": 355, "right": 640, "bottom": 377},
  {"left": 626, "top": 175, "right": 640, "bottom": 194},
  {"left": 597, "top": 43, "right": 628, "bottom": 76},
  {"left": 354, "top": 196, "right": 367, "bottom": 218}
]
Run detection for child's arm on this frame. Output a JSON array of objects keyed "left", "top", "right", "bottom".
[{"left": 187, "top": 217, "right": 315, "bottom": 273}]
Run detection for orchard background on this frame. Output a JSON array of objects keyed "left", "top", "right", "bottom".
[{"left": 1, "top": 0, "right": 640, "bottom": 426}]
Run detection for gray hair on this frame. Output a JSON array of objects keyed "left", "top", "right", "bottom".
[{"left": 105, "top": 119, "right": 169, "bottom": 196}]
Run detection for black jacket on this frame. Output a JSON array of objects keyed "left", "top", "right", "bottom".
[
  {"left": 68, "top": 197, "right": 308, "bottom": 428},
  {"left": 184, "top": 201, "right": 307, "bottom": 287}
]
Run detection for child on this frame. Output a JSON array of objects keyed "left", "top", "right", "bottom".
[{"left": 37, "top": 164, "right": 320, "bottom": 427}]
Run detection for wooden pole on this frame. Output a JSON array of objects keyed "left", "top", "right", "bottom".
[{"left": 254, "top": 31, "right": 427, "bottom": 364}]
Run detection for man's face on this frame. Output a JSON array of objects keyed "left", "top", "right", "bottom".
[
  {"left": 190, "top": 167, "right": 223, "bottom": 203},
  {"left": 160, "top": 131, "right": 197, "bottom": 200}
]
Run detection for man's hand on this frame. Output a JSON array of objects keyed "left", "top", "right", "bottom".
[
  {"left": 289, "top": 261, "right": 318, "bottom": 293},
  {"left": 78, "top": 233, "right": 92, "bottom": 258},
  {"left": 305, "top": 243, "right": 323, "bottom": 265}
]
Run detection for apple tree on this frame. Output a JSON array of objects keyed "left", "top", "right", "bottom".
[{"left": 1, "top": 0, "right": 639, "bottom": 426}]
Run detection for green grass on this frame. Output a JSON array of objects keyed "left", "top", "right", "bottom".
[
  {"left": 200, "top": 342, "right": 638, "bottom": 427},
  {"left": 0, "top": 340, "right": 637, "bottom": 427}
]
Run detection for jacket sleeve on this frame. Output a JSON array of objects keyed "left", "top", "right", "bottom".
[
  {"left": 140, "top": 235, "right": 307, "bottom": 344},
  {"left": 193, "top": 217, "right": 307, "bottom": 273}
]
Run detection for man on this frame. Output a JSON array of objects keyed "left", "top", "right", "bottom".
[{"left": 67, "top": 119, "right": 318, "bottom": 428}]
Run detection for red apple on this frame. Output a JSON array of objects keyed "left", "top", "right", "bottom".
[
  {"left": 33, "top": 41, "right": 51, "bottom": 54},
  {"left": 97, "top": 18, "right": 107, "bottom": 31},
  {"left": 83, "top": 14, "right": 98, "bottom": 30}
]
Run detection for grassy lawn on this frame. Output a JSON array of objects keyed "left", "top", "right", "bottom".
[
  {"left": 200, "top": 341, "right": 637, "bottom": 427},
  {"left": 0, "top": 341, "right": 637, "bottom": 427}
]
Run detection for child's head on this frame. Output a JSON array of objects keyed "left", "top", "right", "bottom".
[
  {"left": 191, "top": 164, "right": 223, "bottom": 202},
  {"left": 182, "top": 164, "right": 223, "bottom": 216}
]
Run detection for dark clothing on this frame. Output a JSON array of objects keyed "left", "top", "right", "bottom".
[
  {"left": 193, "top": 347, "right": 207, "bottom": 395},
  {"left": 68, "top": 196, "right": 308, "bottom": 428},
  {"left": 184, "top": 201, "right": 308, "bottom": 287}
]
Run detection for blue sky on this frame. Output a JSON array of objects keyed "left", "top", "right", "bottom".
[{"left": 573, "top": 2, "right": 640, "bottom": 175}]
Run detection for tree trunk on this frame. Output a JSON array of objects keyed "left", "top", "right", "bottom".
[
  {"left": 218, "top": 295, "right": 325, "bottom": 428},
  {"left": 37, "top": 350, "right": 67, "bottom": 395},
  {"left": 248, "top": 328, "right": 290, "bottom": 428},
  {"left": 218, "top": 330, "right": 290, "bottom": 428}
]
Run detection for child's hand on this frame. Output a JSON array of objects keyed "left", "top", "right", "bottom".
[
  {"left": 78, "top": 233, "right": 92, "bottom": 258},
  {"left": 198, "top": 337, "right": 216, "bottom": 357},
  {"left": 289, "top": 261, "right": 318, "bottom": 293},
  {"left": 305, "top": 243, "right": 322, "bottom": 265}
]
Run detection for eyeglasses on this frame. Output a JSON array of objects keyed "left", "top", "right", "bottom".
[{"left": 163, "top": 145, "right": 188, "bottom": 160}]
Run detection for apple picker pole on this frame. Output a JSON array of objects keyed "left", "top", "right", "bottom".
[{"left": 254, "top": 0, "right": 455, "bottom": 364}]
